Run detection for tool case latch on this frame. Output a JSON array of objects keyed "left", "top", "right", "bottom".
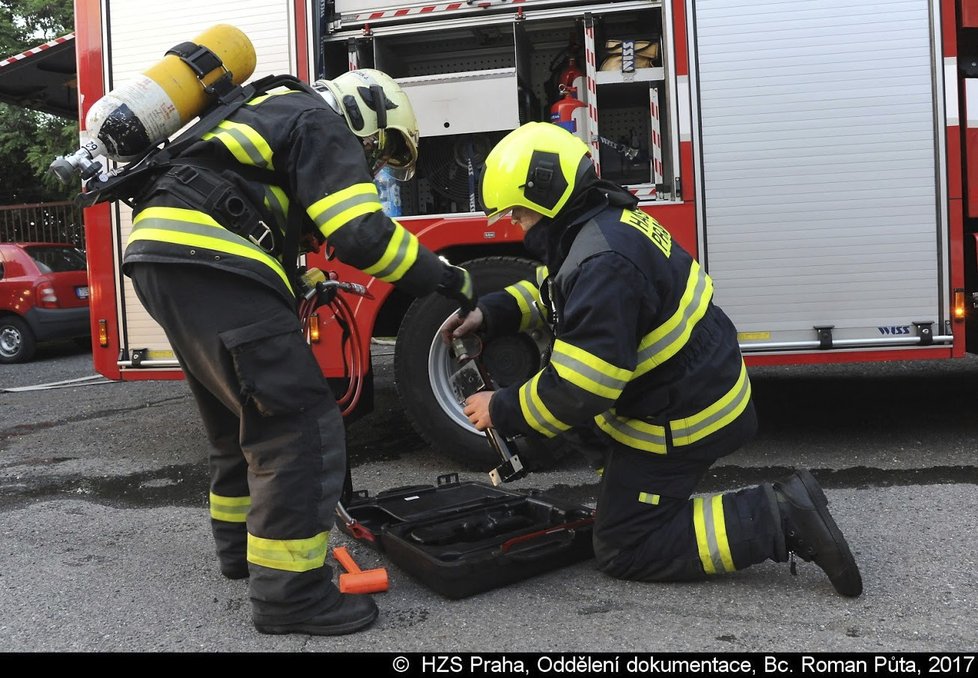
[{"left": 436, "top": 473, "right": 460, "bottom": 487}]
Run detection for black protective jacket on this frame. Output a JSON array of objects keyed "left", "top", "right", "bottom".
[
  {"left": 480, "top": 180, "right": 752, "bottom": 457},
  {"left": 122, "top": 83, "right": 444, "bottom": 301}
]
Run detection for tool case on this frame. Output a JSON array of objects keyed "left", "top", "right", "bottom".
[{"left": 337, "top": 473, "right": 595, "bottom": 599}]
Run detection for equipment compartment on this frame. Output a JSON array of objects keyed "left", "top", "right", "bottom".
[
  {"left": 339, "top": 474, "right": 595, "bottom": 598},
  {"left": 321, "top": 2, "right": 676, "bottom": 214}
]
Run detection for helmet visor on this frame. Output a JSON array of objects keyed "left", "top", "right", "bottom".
[
  {"left": 381, "top": 129, "right": 416, "bottom": 181},
  {"left": 486, "top": 208, "right": 512, "bottom": 225},
  {"left": 367, "top": 129, "right": 416, "bottom": 181}
]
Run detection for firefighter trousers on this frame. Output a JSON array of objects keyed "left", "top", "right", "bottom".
[
  {"left": 592, "top": 401, "right": 784, "bottom": 581},
  {"left": 130, "top": 262, "right": 346, "bottom": 624}
]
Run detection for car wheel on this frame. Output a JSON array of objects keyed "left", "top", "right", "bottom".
[
  {"left": 0, "top": 316, "right": 37, "bottom": 364},
  {"left": 394, "top": 256, "right": 568, "bottom": 471}
]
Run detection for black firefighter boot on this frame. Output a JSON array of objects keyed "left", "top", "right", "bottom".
[
  {"left": 769, "top": 469, "right": 863, "bottom": 597},
  {"left": 254, "top": 592, "right": 379, "bottom": 636}
]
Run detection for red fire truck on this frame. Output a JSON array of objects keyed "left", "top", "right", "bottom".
[{"left": 70, "top": 0, "right": 978, "bottom": 467}]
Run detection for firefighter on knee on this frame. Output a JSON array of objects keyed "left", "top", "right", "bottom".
[{"left": 440, "top": 121, "right": 862, "bottom": 597}]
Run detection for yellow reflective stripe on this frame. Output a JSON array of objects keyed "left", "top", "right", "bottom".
[
  {"left": 518, "top": 372, "right": 571, "bottom": 437},
  {"left": 711, "top": 493, "right": 735, "bottom": 572},
  {"left": 362, "top": 221, "right": 420, "bottom": 283},
  {"left": 504, "top": 280, "right": 533, "bottom": 316},
  {"left": 263, "top": 184, "right": 289, "bottom": 233},
  {"left": 637, "top": 492, "right": 660, "bottom": 505},
  {"left": 202, "top": 119, "right": 274, "bottom": 169},
  {"left": 594, "top": 410, "right": 667, "bottom": 454},
  {"left": 671, "top": 361, "right": 751, "bottom": 446},
  {"left": 130, "top": 207, "right": 292, "bottom": 292},
  {"left": 504, "top": 280, "right": 543, "bottom": 331},
  {"left": 535, "top": 265, "right": 549, "bottom": 286},
  {"left": 550, "top": 339, "right": 632, "bottom": 399},
  {"left": 635, "top": 261, "right": 713, "bottom": 377},
  {"left": 693, "top": 495, "right": 734, "bottom": 575},
  {"left": 209, "top": 492, "right": 250, "bottom": 523},
  {"left": 693, "top": 497, "right": 714, "bottom": 574},
  {"left": 247, "top": 531, "right": 329, "bottom": 573},
  {"left": 246, "top": 89, "right": 299, "bottom": 106},
  {"left": 307, "top": 183, "right": 382, "bottom": 237}
]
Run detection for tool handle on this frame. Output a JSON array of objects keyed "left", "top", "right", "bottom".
[
  {"left": 333, "top": 546, "right": 363, "bottom": 574},
  {"left": 485, "top": 427, "right": 514, "bottom": 461}
]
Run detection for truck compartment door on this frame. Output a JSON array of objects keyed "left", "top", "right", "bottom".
[{"left": 690, "top": 0, "right": 947, "bottom": 353}]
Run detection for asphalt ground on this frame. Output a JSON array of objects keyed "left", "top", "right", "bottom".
[{"left": 1, "top": 340, "right": 976, "bottom": 656}]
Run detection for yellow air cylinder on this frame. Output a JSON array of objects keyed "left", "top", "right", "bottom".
[{"left": 83, "top": 24, "right": 257, "bottom": 161}]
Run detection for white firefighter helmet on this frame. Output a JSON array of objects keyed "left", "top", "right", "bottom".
[{"left": 314, "top": 69, "right": 419, "bottom": 180}]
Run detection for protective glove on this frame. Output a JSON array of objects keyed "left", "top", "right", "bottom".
[
  {"left": 436, "top": 258, "right": 477, "bottom": 318},
  {"left": 438, "top": 306, "right": 484, "bottom": 346}
]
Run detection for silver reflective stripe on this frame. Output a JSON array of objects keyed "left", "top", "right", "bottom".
[
  {"left": 702, "top": 497, "right": 724, "bottom": 572},
  {"left": 695, "top": 494, "right": 735, "bottom": 574},
  {"left": 636, "top": 263, "right": 712, "bottom": 375},
  {"left": 505, "top": 280, "right": 538, "bottom": 317},
  {"left": 214, "top": 125, "right": 269, "bottom": 168},
  {"left": 594, "top": 411, "right": 667, "bottom": 453},
  {"left": 132, "top": 215, "right": 251, "bottom": 248},
  {"left": 312, "top": 192, "right": 378, "bottom": 231},
  {"left": 368, "top": 228, "right": 414, "bottom": 280},
  {"left": 263, "top": 186, "right": 288, "bottom": 234},
  {"left": 550, "top": 350, "right": 629, "bottom": 396},
  {"left": 518, "top": 375, "right": 569, "bottom": 437},
  {"left": 670, "top": 362, "right": 751, "bottom": 445}
]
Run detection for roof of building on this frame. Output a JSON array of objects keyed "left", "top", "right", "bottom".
[{"left": 0, "top": 33, "right": 77, "bottom": 119}]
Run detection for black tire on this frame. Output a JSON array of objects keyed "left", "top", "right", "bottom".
[
  {"left": 395, "top": 256, "right": 564, "bottom": 471},
  {"left": 0, "top": 316, "right": 37, "bottom": 364}
]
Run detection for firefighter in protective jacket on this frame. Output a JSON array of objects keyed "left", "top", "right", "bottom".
[
  {"left": 124, "top": 69, "right": 476, "bottom": 636},
  {"left": 441, "top": 122, "right": 862, "bottom": 596}
]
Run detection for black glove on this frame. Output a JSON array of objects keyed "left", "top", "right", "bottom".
[{"left": 436, "top": 260, "right": 477, "bottom": 318}]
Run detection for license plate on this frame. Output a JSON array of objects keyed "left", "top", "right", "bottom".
[{"left": 76, "top": 286, "right": 89, "bottom": 299}]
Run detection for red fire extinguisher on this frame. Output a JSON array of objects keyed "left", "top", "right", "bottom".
[
  {"left": 550, "top": 85, "right": 588, "bottom": 142},
  {"left": 558, "top": 56, "right": 585, "bottom": 98}
]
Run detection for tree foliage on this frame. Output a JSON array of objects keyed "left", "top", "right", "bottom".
[{"left": 0, "top": 0, "right": 76, "bottom": 204}]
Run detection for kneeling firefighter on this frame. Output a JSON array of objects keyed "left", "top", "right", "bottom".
[
  {"left": 55, "top": 30, "right": 476, "bottom": 635},
  {"left": 440, "top": 122, "right": 862, "bottom": 597}
]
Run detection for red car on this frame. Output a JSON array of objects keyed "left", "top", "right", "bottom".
[{"left": 0, "top": 242, "right": 91, "bottom": 363}]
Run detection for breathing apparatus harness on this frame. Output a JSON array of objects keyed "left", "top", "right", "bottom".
[
  {"left": 79, "top": 71, "right": 374, "bottom": 417},
  {"left": 77, "top": 72, "right": 319, "bottom": 290}
]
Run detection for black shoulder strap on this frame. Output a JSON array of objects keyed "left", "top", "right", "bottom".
[{"left": 78, "top": 74, "right": 316, "bottom": 207}]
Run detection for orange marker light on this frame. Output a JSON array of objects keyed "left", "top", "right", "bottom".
[
  {"left": 308, "top": 313, "right": 320, "bottom": 343},
  {"left": 953, "top": 290, "right": 966, "bottom": 321}
]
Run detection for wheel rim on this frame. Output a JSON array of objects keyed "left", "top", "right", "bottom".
[
  {"left": 426, "top": 312, "right": 548, "bottom": 435},
  {"left": 0, "top": 326, "right": 22, "bottom": 358}
]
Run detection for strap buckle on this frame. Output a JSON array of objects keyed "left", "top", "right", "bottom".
[{"left": 248, "top": 221, "right": 276, "bottom": 253}]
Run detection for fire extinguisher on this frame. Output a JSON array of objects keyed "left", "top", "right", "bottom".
[
  {"left": 557, "top": 56, "right": 585, "bottom": 100},
  {"left": 550, "top": 85, "right": 588, "bottom": 143}
]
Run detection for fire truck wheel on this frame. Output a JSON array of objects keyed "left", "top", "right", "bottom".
[{"left": 394, "top": 256, "right": 568, "bottom": 471}]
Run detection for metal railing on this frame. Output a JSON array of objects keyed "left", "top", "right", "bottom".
[{"left": 0, "top": 200, "right": 85, "bottom": 245}]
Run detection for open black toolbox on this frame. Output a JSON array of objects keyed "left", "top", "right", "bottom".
[{"left": 337, "top": 473, "right": 596, "bottom": 599}]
